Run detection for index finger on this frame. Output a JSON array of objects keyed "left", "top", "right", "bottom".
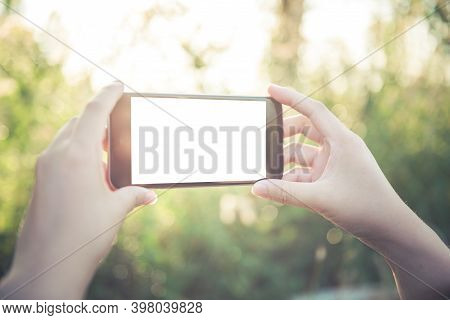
[
  {"left": 73, "top": 81, "right": 123, "bottom": 145},
  {"left": 268, "top": 84, "right": 344, "bottom": 138}
]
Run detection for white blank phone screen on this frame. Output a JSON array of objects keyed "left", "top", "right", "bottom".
[{"left": 130, "top": 97, "right": 266, "bottom": 184}]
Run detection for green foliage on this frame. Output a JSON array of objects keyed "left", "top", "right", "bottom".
[
  {"left": 0, "top": 1, "right": 448, "bottom": 299},
  {"left": 0, "top": 17, "right": 91, "bottom": 274}
]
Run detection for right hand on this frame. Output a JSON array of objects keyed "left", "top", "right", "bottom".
[
  {"left": 252, "top": 84, "right": 409, "bottom": 239},
  {"left": 252, "top": 84, "right": 450, "bottom": 299}
]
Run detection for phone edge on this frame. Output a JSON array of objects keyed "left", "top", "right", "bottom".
[{"left": 108, "top": 93, "right": 283, "bottom": 189}]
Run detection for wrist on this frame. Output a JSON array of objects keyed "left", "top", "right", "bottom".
[
  {"left": 347, "top": 191, "right": 413, "bottom": 247},
  {"left": 364, "top": 197, "right": 415, "bottom": 246},
  {"left": 356, "top": 198, "right": 450, "bottom": 298}
]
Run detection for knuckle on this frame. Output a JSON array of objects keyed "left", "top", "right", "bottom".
[
  {"left": 35, "top": 151, "right": 49, "bottom": 173},
  {"left": 338, "top": 129, "right": 366, "bottom": 151},
  {"left": 64, "top": 142, "right": 85, "bottom": 165},
  {"left": 309, "top": 98, "right": 327, "bottom": 112},
  {"left": 314, "top": 100, "right": 327, "bottom": 111},
  {"left": 35, "top": 149, "right": 58, "bottom": 177},
  {"left": 86, "top": 100, "right": 101, "bottom": 112},
  {"left": 347, "top": 129, "right": 364, "bottom": 145},
  {"left": 353, "top": 131, "right": 365, "bottom": 145},
  {"left": 309, "top": 102, "right": 327, "bottom": 120}
]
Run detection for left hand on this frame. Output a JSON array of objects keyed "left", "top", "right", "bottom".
[{"left": 0, "top": 82, "right": 157, "bottom": 299}]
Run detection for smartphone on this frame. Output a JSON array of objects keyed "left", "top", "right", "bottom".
[{"left": 108, "top": 93, "right": 283, "bottom": 188}]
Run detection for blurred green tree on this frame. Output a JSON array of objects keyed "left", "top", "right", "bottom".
[
  {"left": 0, "top": 15, "right": 91, "bottom": 275},
  {"left": 0, "top": 0, "right": 448, "bottom": 300}
]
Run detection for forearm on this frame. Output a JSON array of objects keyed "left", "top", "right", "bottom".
[
  {"left": 360, "top": 202, "right": 450, "bottom": 299},
  {"left": 0, "top": 252, "right": 97, "bottom": 299}
]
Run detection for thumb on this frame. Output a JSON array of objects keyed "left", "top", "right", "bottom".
[
  {"left": 252, "top": 179, "right": 314, "bottom": 207},
  {"left": 115, "top": 186, "right": 158, "bottom": 212}
]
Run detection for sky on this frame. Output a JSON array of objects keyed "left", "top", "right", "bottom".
[{"left": 19, "top": 0, "right": 392, "bottom": 94}]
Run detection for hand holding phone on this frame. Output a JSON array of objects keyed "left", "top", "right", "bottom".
[
  {"left": 253, "top": 84, "right": 450, "bottom": 299},
  {"left": 0, "top": 83, "right": 157, "bottom": 299},
  {"left": 2, "top": 83, "right": 448, "bottom": 300}
]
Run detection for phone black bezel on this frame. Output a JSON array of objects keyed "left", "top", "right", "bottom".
[{"left": 108, "top": 92, "right": 283, "bottom": 189}]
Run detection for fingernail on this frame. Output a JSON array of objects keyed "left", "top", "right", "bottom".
[
  {"left": 252, "top": 180, "right": 269, "bottom": 197},
  {"left": 143, "top": 191, "right": 158, "bottom": 205}
]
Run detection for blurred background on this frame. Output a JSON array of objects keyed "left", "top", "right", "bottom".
[{"left": 0, "top": 0, "right": 449, "bottom": 299}]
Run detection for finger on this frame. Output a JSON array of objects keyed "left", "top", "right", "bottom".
[
  {"left": 102, "top": 127, "right": 108, "bottom": 152},
  {"left": 49, "top": 117, "right": 78, "bottom": 147},
  {"left": 282, "top": 167, "right": 313, "bottom": 182},
  {"left": 268, "top": 84, "right": 344, "bottom": 138},
  {"left": 102, "top": 160, "right": 113, "bottom": 190},
  {"left": 252, "top": 179, "right": 315, "bottom": 207},
  {"left": 284, "top": 142, "right": 319, "bottom": 166},
  {"left": 283, "top": 114, "right": 322, "bottom": 142},
  {"left": 115, "top": 186, "right": 158, "bottom": 213},
  {"left": 73, "top": 81, "right": 123, "bottom": 145}
]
